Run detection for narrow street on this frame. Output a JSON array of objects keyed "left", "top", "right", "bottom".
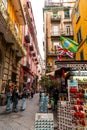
[{"left": 0, "top": 93, "right": 39, "bottom": 130}]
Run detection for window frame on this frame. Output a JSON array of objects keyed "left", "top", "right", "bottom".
[
  {"left": 76, "top": 6, "right": 80, "bottom": 23},
  {"left": 77, "top": 27, "right": 82, "bottom": 43},
  {"left": 80, "top": 50, "right": 84, "bottom": 61},
  {"left": 64, "top": 8, "right": 70, "bottom": 19}
]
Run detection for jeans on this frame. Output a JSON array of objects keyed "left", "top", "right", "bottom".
[
  {"left": 21, "top": 98, "right": 26, "bottom": 110},
  {"left": 6, "top": 96, "right": 11, "bottom": 111}
]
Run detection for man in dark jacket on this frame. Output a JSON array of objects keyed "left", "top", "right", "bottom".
[
  {"left": 53, "top": 88, "right": 59, "bottom": 110},
  {"left": 12, "top": 86, "right": 19, "bottom": 112}
]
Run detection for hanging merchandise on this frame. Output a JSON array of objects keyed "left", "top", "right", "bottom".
[{"left": 68, "top": 79, "right": 86, "bottom": 128}]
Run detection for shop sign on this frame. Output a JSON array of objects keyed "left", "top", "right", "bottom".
[
  {"left": 72, "top": 71, "right": 87, "bottom": 76},
  {"left": 55, "top": 61, "right": 87, "bottom": 70},
  {"left": 67, "top": 64, "right": 87, "bottom": 70}
]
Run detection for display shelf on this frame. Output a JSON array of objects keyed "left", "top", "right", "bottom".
[{"left": 57, "top": 79, "right": 87, "bottom": 130}]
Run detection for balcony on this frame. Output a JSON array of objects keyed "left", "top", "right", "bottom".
[
  {"left": 51, "top": 14, "right": 61, "bottom": 22},
  {"left": 51, "top": 31, "right": 60, "bottom": 39},
  {"left": 32, "top": 52, "right": 36, "bottom": 57},
  {"left": 0, "top": 1, "right": 26, "bottom": 57},
  {"left": 25, "top": 35, "right": 30, "bottom": 43},
  {"left": 60, "top": 30, "right": 73, "bottom": 36},
  {"left": 29, "top": 45, "right": 34, "bottom": 51},
  {"left": 23, "top": 58, "right": 30, "bottom": 70},
  {"left": 47, "top": 51, "right": 58, "bottom": 56}
]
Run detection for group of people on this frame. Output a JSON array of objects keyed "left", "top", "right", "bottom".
[{"left": 5, "top": 80, "right": 34, "bottom": 112}]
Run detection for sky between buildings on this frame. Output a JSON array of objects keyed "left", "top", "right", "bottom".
[{"left": 30, "top": 0, "right": 44, "bottom": 60}]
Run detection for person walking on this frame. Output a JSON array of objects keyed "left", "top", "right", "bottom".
[
  {"left": 21, "top": 88, "right": 27, "bottom": 111},
  {"left": 6, "top": 80, "right": 12, "bottom": 111},
  {"left": 12, "top": 86, "right": 19, "bottom": 112},
  {"left": 30, "top": 87, "right": 34, "bottom": 98},
  {"left": 53, "top": 88, "right": 59, "bottom": 110}
]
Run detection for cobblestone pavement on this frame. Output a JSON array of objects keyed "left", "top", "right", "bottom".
[
  {"left": 0, "top": 93, "right": 39, "bottom": 130},
  {"left": 0, "top": 93, "right": 58, "bottom": 130}
]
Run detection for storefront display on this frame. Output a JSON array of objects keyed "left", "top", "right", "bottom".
[
  {"left": 35, "top": 113, "right": 54, "bottom": 130},
  {"left": 57, "top": 79, "right": 86, "bottom": 130},
  {"left": 39, "top": 93, "right": 49, "bottom": 113}
]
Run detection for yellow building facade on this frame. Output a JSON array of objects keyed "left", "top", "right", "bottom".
[
  {"left": 0, "top": 0, "right": 26, "bottom": 92},
  {"left": 72, "top": 0, "right": 87, "bottom": 60}
]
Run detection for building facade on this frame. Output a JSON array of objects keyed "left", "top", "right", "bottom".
[
  {"left": 0, "top": 0, "right": 41, "bottom": 93},
  {"left": 20, "top": 0, "right": 40, "bottom": 90},
  {"left": 43, "top": 0, "right": 76, "bottom": 74},
  {"left": 72, "top": 0, "right": 87, "bottom": 60},
  {"left": 0, "top": 0, "right": 26, "bottom": 92}
]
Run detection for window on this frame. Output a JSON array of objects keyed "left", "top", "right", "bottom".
[
  {"left": 66, "top": 26, "right": 71, "bottom": 35},
  {"left": 76, "top": 7, "right": 80, "bottom": 22},
  {"left": 80, "top": 50, "right": 84, "bottom": 60},
  {"left": 64, "top": 9, "right": 70, "bottom": 18},
  {"left": 52, "top": 25, "right": 58, "bottom": 35},
  {"left": 27, "top": 2, "right": 30, "bottom": 8},
  {"left": 77, "top": 28, "right": 82, "bottom": 43}
]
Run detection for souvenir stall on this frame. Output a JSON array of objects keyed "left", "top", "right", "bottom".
[
  {"left": 57, "top": 79, "right": 87, "bottom": 130},
  {"left": 55, "top": 61, "right": 87, "bottom": 130}
]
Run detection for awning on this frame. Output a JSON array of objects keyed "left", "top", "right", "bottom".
[{"left": 46, "top": 71, "right": 54, "bottom": 76}]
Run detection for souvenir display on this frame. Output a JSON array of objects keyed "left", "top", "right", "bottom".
[
  {"left": 39, "top": 94, "right": 49, "bottom": 113},
  {"left": 57, "top": 79, "right": 86, "bottom": 130},
  {"left": 57, "top": 101, "right": 73, "bottom": 130},
  {"left": 35, "top": 113, "right": 54, "bottom": 130}
]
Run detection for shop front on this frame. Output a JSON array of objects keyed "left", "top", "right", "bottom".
[{"left": 55, "top": 60, "right": 87, "bottom": 129}]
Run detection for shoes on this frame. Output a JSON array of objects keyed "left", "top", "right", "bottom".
[
  {"left": 6, "top": 108, "right": 11, "bottom": 111},
  {"left": 20, "top": 108, "right": 25, "bottom": 111}
]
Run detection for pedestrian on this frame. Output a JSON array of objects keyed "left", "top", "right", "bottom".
[
  {"left": 39, "top": 91, "right": 42, "bottom": 102},
  {"left": 31, "top": 88, "right": 34, "bottom": 98},
  {"left": 21, "top": 88, "right": 27, "bottom": 111},
  {"left": 12, "top": 86, "right": 19, "bottom": 112},
  {"left": 53, "top": 88, "right": 59, "bottom": 110},
  {"left": 6, "top": 80, "right": 12, "bottom": 111}
]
